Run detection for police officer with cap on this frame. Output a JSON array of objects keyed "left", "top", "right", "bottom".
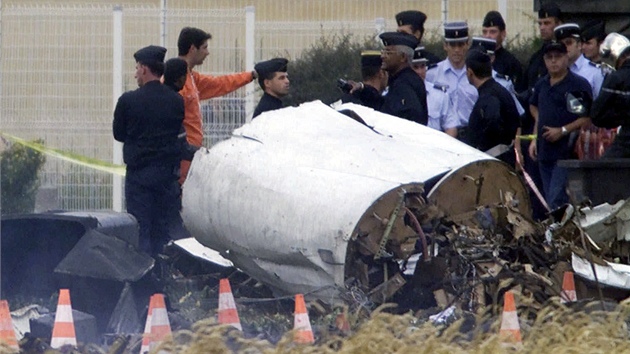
[
  {"left": 522, "top": 2, "right": 563, "bottom": 94},
  {"left": 350, "top": 32, "right": 428, "bottom": 124},
  {"left": 465, "top": 48, "right": 521, "bottom": 165},
  {"left": 395, "top": 10, "right": 441, "bottom": 65},
  {"left": 481, "top": 10, "right": 524, "bottom": 88},
  {"left": 555, "top": 23, "right": 604, "bottom": 98},
  {"left": 253, "top": 58, "right": 290, "bottom": 118},
  {"left": 471, "top": 36, "right": 525, "bottom": 117},
  {"left": 592, "top": 33, "right": 630, "bottom": 158},
  {"left": 411, "top": 46, "right": 458, "bottom": 137},
  {"left": 581, "top": 20, "right": 607, "bottom": 64},
  {"left": 341, "top": 50, "right": 388, "bottom": 105},
  {"left": 426, "top": 21, "right": 478, "bottom": 135},
  {"left": 113, "top": 45, "right": 192, "bottom": 256}
]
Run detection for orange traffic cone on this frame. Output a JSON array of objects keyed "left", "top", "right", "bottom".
[
  {"left": 293, "top": 294, "right": 314, "bottom": 344},
  {"left": 218, "top": 278, "right": 242, "bottom": 330},
  {"left": 51, "top": 289, "right": 77, "bottom": 348},
  {"left": 149, "top": 293, "right": 171, "bottom": 351},
  {"left": 560, "top": 271, "right": 577, "bottom": 304},
  {"left": 499, "top": 291, "right": 522, "bottom": 345},
  {"left": 0, "top": 300, "right": 18, "bottom": 352},
  {"left": 140, "top": 295, "right": 156, "bottom": 354}
]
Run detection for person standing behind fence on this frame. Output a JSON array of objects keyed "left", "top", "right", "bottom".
[
  {"left": 177, "top": 27, "right": 257, "bottom": 183},
  {"left": 252, "top": 58, "right": 290, "bottom": 118},
  {"left": 113, "top": 46, "right": 188, "bottom": 256}
]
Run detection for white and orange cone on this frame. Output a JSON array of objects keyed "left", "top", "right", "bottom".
[
  {"left": 0, "top": 300, "right": 18, "bottom": 352},
  {"left": 149, "top": 293, "right": 171, "bottom": 351},
  {"left": 293, "top": 294, "right": 314, "bottom": 344},
  {"left": 140, "top": 295, "right": 156, "bottom": 354},
  {"left": 51, "top": 289, "right": 77, "bottom": 348},
  {"left": 218, "top": 278, "right": 242, "bottom": 330},
  {"left": 499, "top": 291, "right": 522, "bottom": 345},
  {"left": 560, "top": 271, "right": 577, "bottom": 304}
]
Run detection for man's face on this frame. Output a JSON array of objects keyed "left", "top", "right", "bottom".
[
  {"left": 265, "top": 72, "right": 290, "bottom": 97},
  {"left": 134, "top": 63, "right": 146, "bottom": 87},
  {"left": 544, "top": 50, "right": 569, "bottom": 75},
  {"left": 191, "top": 40, "right": 210, "bottom": 66},
  {"left": 581, "top": 38, "right": 601, "bottom": 61},
  {"left": 560, "top": 37, "right": 581, "bottom": 62},
  {"left": 538, "top": 17, "right": 560, "bottom": 41},
  {"left": 411, "top": 62, "right": 428, "bottom": 80},
  {"left": 482, "top": 26, "right": 505, "bottom": 47},
  {"left": 380, "top": 46, "right": 405, "bottom": 73},
  {"left": 443, "top": 41, "right": 469, "bottom": 67},
  {"left": 397, "top": 25, "right": 422, "bottom": 41}
]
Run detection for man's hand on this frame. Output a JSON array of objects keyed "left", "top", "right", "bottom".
[
  {"left": 528, "top": 139, "right": 537, "bottom": 161},
  {"left": 541, "top": 125, "right": 564, "bottom": 143},
  {"left": 346, "top": 80, "right": 364, "bottom": 94}
]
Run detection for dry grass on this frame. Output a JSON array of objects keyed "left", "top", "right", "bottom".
[{"left": 151, "top": 299, "right": 630, "bottom": 354}]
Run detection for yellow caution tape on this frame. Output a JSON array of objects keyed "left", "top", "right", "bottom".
[
  {"left": 1, "top": 132, "right": 126, "bottom": 176},
  {"left": 517, "top": 134, "right": 537, "bottom": 141}
]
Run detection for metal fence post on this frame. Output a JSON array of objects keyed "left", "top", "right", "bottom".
[
  {"left": 112, "top": 5, "right": 123, "bottom": 212},
  {"left": 160, "top": 0, "right": 167, "bottom": 47},
  {"left": 245, "top": 5, "right": 255, "bottom": 123}
]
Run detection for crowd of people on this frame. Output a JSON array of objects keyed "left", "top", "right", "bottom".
[{"left": 113, "top": 2, "right": 630, "bottom": 258}]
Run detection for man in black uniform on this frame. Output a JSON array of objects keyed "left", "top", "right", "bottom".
[
  {"left": 580, "top": 20, "right": 606, "bottom": 64},
  {"left": 252, "top": 58, "right": 290, "bottom": 118},
  {"left": 395, "top": 10, "right": 441, "bottom": 65},
  {"left": 465, "top": 49, "right": 520, "bottom": 165},
  {"left": 341, "top": 50, "right": 388, "bottom": 105},
  {"left": 591, "top": 33, "right": 630, "bottom": 158},
  {"left": 113, "top": 45, "right": 189, "bottom": 256},
  {"left": 350, "top": 32, "right": 428, "bottom": 125},
  {"left": 481, "top": 10, "right": 523, "bottom": 88}
]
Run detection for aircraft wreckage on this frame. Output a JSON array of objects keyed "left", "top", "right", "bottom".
[{"left": 181, "top": 101, "right": 532, "bottom": 306}]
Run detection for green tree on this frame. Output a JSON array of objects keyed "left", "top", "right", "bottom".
[{"left": 1, "top": 141, "right": 46, "bottom": 215}]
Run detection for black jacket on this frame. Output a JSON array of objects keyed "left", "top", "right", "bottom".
[
  {"left": 358, "top": 66, "right": 428, "bottom": 125},
  {"left": 592, "top": 61, "right": 630, "bottom": 129},
  {"left": 493, "top": 47, "right": 524, "bottom": 90},
  {"left": 113, "top": 80, "right": 185, "bottom": 168},
  {"left": 466, "top": 79, "right": 520, "bottom": 152},
  {"left": 253, "top": 92, "right": 284, "bottom": 118}
]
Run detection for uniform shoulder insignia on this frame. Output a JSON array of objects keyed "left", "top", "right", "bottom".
[
  {"left": 433, "top": 82, "right": 448, "bottom": 92},
  {"left": 588, "top": 60, "right": 598, "bottom": 68},
  {"left": 427, "top": 63, "right": 438, "bottom": 70},
  {"left": 494, "top": 73, "right": 509, "bottom": 81}
]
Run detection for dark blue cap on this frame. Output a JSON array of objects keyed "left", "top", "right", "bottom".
[
  {"left": 379, "top": 32, "right": 419, "bottom": 49},
  {"left": 254, "top": 58, "right": 288, "bottom": 77},
  {"left": 395, "top": 10, "right": 427, "bottom": 31},
  {"left": 133, "top": 45, "right": 166, "bottom": 64},
  {"left": 483, "top": 11, "right": 506, "bottom": 31},
  {"left": 444, "top": 22, "right": 469, "bottom": 42},
  {"left": 471, "top": 37, "right": 497, "bottom": 55}
]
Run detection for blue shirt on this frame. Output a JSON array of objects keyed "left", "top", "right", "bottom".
[
  {"left": 530, "top": 71, "right": 592, "bottom": 161},
  {"left": 426, "top": 59, "right": 478, "bottom": 127},
  {"left": 493, "top": 70, "right": 525, "bottom": 116},
  {"left": 571, "top": 54, "right": 604, "bottom": 99},
  {"left": 425, "top": 80, "right": 459, "bottom": 132}
]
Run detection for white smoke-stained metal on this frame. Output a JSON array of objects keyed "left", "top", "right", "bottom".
[{"left": 182, "top": 101, "right": 527, "bottom": 299}]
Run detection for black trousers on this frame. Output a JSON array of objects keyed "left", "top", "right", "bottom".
[{"left": 125, "top": 163, "right": 182, "bottom": 256}]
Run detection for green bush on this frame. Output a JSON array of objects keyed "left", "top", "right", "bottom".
[{"left": 1, "top": 140, "right": 46, "bottom": 215}]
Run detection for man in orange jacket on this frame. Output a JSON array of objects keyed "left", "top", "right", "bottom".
[{"left": 177, "top": 27, "right": 258, "bottom": 183}]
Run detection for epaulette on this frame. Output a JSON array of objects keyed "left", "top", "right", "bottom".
[
  {"left": 433, "top": 83, "right": 449, "bottom": 92},
  {"left": 427, "top": 63, "right": 438, "bottom": 70},
  {"left": 598, "top": 62, "right": 614, "bottom": 76},
  {"left": 588, "top": 60, "right": 598, "bottom": 68},
  {"left": 494, "top": 72, "right": 509, "bottom": 81}
]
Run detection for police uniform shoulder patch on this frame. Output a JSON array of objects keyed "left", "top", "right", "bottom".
[
  {"left": 494, "top": 72, "right": 509, "bottom": 81},
  {"left": 433, "top": 83, "right": 448, "bottom": 92},
  {"left": 588, "top": 60, "right": 598, "bottom": 68},
  {"left": 427, "top": 63, "right": 438, "bottom": 70}
]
